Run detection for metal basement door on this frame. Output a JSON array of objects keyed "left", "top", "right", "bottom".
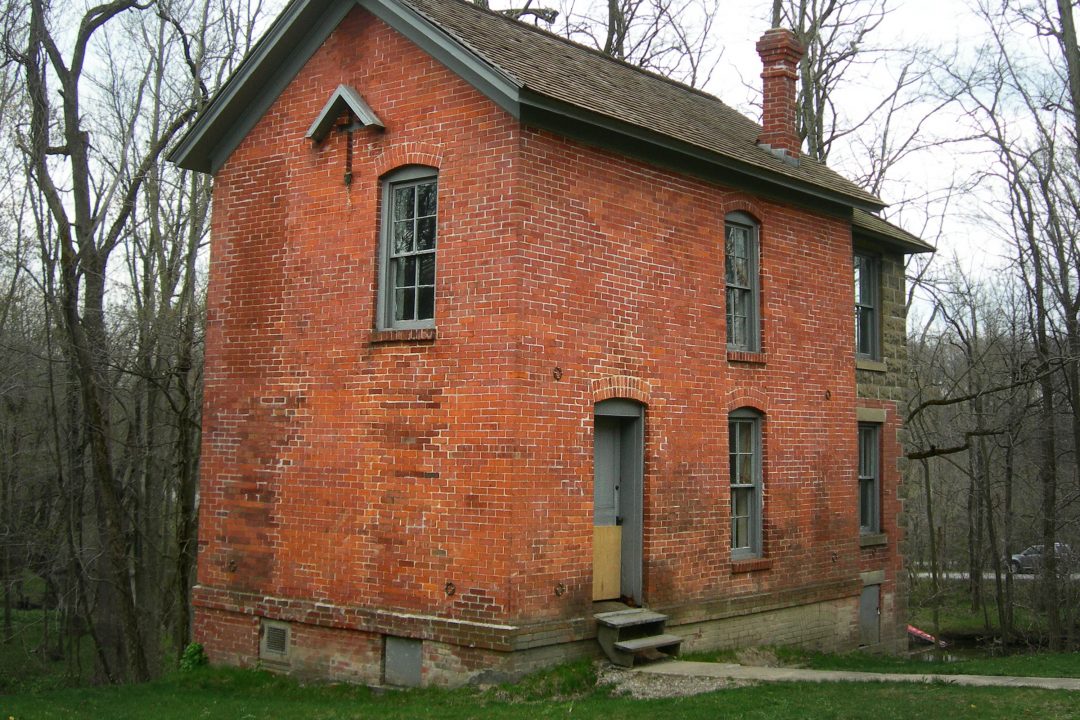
[{"left": 592, "top": 399, "right": 644, "bottom": 604}]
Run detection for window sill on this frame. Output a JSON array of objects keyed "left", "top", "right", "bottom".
[
  {"left": 728, "top": 350, "right": 767, "bottom": 365},
  {"left": 371, "top": 328, "right": 437, "bottom": 344},
  {"left": 856, "top": 358, "right": 887, "bottom": 372},
  {"left": 859, "top": 533, "right": 888, "bottom": 548},
  {"left": 731, "top": 558, "right": 773, "bottom": 573}
]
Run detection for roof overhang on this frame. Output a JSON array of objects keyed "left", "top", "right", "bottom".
[
  {"left": 167, "top": 0, "right": 884, "bottom": 213},
  {"left": 852, "top": 209, "right": 935, "bottom": 254},
  {"left": 520, "top": 90, "right": 884, "bottom": 213}
]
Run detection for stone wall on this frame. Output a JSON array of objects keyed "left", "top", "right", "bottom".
[{"left": 855, "top": 248, "right": 910, "bottom": 652}]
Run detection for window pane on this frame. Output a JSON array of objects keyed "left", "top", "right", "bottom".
[
  {"left": 860, "top": 478, "right": 873, "bottom": 528},
  {"left": 730, "top": 316, "right": 746, "bottom": 348},
  {"left": 393, "top": 221, "right": 413, "bottom": 254},
  {"left": 733, "top": 516, "right": 748, "bottom": 549},
  {"left": 394, "top": 288, "right": 415, "bottom": 321},
  {"left": 417, "top": 181, "right": 437, "bottom": 217},
  {"left": 417, "top": 287, "right": 434, "bottom": 320},
  {"left": 417, "top": 217, "right": 436, "bottom": 251},
  {"left": 727, "top": 226, "right": 748, "bottom": 254},
  {"left": 727, "top": 256, "right": 749, "bottom": 287},
  {"left": 418, "top": 254, "right": 436, "bottom": 285},
  {"left": 854, "top": 257, "right": 864, "bottom": 303},
  {"left": 859, "top": 428, "right": 872, "bottom": 476},
  {"left": 857, "top": 307, "right": 874, "bottom": 355},
  {"left": 733, "top": 487, "right": 749, "bottom": 516},
  {"left": 393, "top": 187, "right": 415, "bottom": 222},
  {"left": 394, "top": 257, "right": 416, "bottom": 289},
  {"left": 736, "top": 421, "right": 752, "bottom": 455}
]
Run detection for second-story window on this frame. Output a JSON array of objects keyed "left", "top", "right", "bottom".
[
  {"left": 725, "top": 213, "right": 760, "bottom": 351},
  {"left": 854, "top": 252, "right": 879, "bottom": 359},
  {"left": 380, "top": 166, "right": 438, "bottom": 330}
]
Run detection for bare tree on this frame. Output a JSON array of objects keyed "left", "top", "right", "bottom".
[
  {"left": 0, "top": 0, "right": 271, "bottom": 682},
  {"left": 483, "top": 0, "right": 721, "bottom": 88}
]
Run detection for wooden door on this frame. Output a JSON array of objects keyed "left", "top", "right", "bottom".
[{"left": 593, "top": 417, "right": 622, "bottom": 600}]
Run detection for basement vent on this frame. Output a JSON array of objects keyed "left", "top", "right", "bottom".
[{"left": 260, "top": 620, "right": 290, "bottom": 660}]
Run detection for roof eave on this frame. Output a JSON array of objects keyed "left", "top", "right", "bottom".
[
  {"left": 169, "top": 0, "right": 349, "bottom": 172},
  {"left": 853, "top": 222, "right": 935, "bottom": 255},
  {"left": 519, "top": 89, "right": 886, "bottom": 213}
]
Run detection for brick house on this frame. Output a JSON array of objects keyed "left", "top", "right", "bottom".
[{"left": 171, "top": 0, "right": 932, "bottom": 686}]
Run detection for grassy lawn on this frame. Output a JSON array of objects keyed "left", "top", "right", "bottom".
[
  {"left": 1, "top": 609, "right": 95, "bottom": 694},
  {"left": 768, "top": 647, "right": 1080, "bottom": 677},
  {"left": 907, "top": 576, "right": 1052, "bottom": 641},
  {"left": 3, "top": 660, "right": 1080, "bottom": 720}
]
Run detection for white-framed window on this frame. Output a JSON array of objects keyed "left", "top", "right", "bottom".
[
  {"left": 725, "top": 213, "right": 760, "bottom": 352},
  {"left": 730, "top": 408, "right": 763, "bottom": 559},
  {"left": 858, "top": 423, "right": 880, "bottom": 534},
  {"left": 379, "top": 166, "right": 438, "bottom": 330},
  {"left": 854, "top": 252, "right": 879, "bottom": 359}
]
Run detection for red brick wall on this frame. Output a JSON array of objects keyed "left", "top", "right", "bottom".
[
  {"left": 200, "top": 6, "right": 522, "bottom": 623},
  {"left": 197, "top": 4, "right": 897, "bottom": 666},
  {"left": 506, "top": 130, "right": 863, "bottom": 620}
]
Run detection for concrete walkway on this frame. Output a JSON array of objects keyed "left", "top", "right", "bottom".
[{"left": 637, "top": 660, "right": 1080, "bottom": 690}]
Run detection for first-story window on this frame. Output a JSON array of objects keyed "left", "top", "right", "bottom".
[
  {"left": 858, "top": 423, "right": 880, "bottom": 533},
  {"left": 380, "top": 166, "right": 438, "bottom": 329},
  {"left": 730, "top": 409, "right": 763, "bottom": 558}
]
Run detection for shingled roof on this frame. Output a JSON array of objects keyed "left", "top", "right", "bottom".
[
  {"left": 852, "top": 209, "right": 935, "bottom": 254},
  {"left": 170, "top": 0, "right": 890, "bottom": 213},
  {"left": 405, "top": 0, "right": 882, "bottom": 209}
]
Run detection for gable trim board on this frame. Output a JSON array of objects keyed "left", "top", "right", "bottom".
[{"left": 169, "top": 0, "right": 886, "bottom": 214}]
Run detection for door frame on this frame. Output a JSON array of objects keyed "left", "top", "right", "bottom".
[{"left": 594, "top": 399, "right": 644, "bottom": 605}]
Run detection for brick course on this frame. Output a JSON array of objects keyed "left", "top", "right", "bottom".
[{"left": 194, "top": 6, "right": 907, "bottom": 683}]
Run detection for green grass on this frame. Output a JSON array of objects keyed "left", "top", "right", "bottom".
[
  {"left": 769, "top": 647, "right": 1080, "bottom": 678},
  {"left": 684, "top": 645, "right": 1080, "bottom": 678},
  {"left": 0, "top": 609, "right": 95, "bottom": 694},
  {"left": 907, "top": 576, "right": 1054, "bottom": 641},
  {"left": 3, "top": 660, "right": 1080, "bottom": 720}
]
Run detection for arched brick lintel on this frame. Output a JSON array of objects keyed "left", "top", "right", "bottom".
[
  {"left": 591, "top": 375, "right": 652, "bottom": 405},
  {"left": 721, "top": 195, "right": 766, "bottom": 224},
  {"left": 375, "top": 142, "right": 444, "bottom": 176},
  {"left": 726, "top": 387, "right": 768, "bottom": 414}
]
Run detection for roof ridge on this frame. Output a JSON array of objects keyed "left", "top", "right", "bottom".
[{"left": 412, "top": 0, "right": 743, "bottom": 114}]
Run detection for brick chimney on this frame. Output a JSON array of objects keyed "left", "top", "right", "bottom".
[{"left": 756, "top": 28, "right": 804, "bottom": 160}]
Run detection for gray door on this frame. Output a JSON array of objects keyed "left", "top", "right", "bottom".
[
  {"left": 593, "top": 400, "right": 644, "bottom": 604},
  {"left": 859, "top": 585, "right": 880, "bottom": 645}
]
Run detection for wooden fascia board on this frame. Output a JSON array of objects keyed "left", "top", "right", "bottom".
[
  {"left": 852, "top": 224, "right": 935, "bottom": 255},
  {"left": 169, "top": 0, "right": 349, "bottom": 172},
  {"left": 518, "top": 89, "right": 886, "bottom": 215},
  {"left": 360, "top": 0, "right": 522, "bottom": 117}
]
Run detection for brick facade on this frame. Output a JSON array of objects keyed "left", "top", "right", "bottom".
[{"left": 193, "top": 5, "right": 908, "bottom": 685}]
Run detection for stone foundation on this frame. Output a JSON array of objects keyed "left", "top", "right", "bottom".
[{"left": 193, "top": 577, "right": 900, "bottom": 686}]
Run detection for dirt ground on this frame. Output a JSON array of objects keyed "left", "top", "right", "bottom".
[{"left": 595, "top": 647, "right": 784, "bottom": 699}]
